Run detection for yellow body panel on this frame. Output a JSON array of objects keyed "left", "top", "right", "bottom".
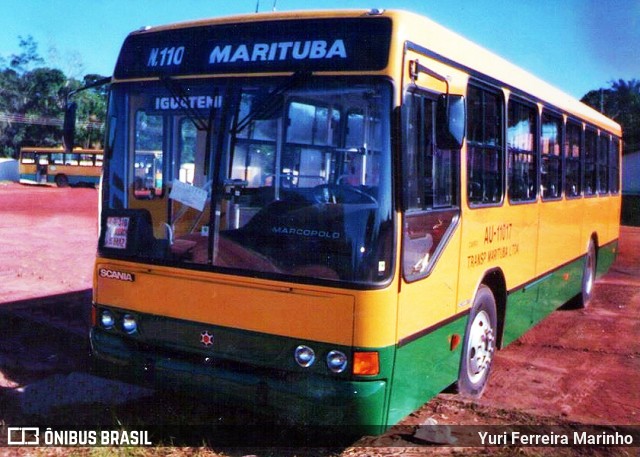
[
  {"left": 95, "top": 258, "right": 403, "bottom": 348},
  {"left": 537, "top": 198, "right": 585, "bottom": 274},
  {"left": 96, "top": 259, "right": 356, "bottom": 346},
  {"left": 397, "top": 225, "right": 462, "bottom": 340}
]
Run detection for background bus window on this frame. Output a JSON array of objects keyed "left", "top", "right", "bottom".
[
  {"left": 79, "top": 154, "right": 95, "bottom": 166},
  {"left": 541, "top": 112, "right": 562, "bottom": 200},
  {"left": 344, "top": 109, "right": 382, "bottom": 187},
  {"left": 565, "top": 121, "right": 582, "bottom": 198},
  {"left": 51, "top": 153, "right": 64, "bottom": 165},
  {"left": 21, "top": 152, "right": 35, "bottom": 164},
  {"left": 134, "top": 111, "right": 164, "bottom": 199},
  {"left": 231, "top": 92, "right": 278, "bottom": 188},
  {"left": 467, "top": 85, "right": 504, "bottom": 205},
  {"left": 287, "top": 101, "right": 339, "bottom": 147},
  {"left": 283, "top": 101, "right": 340, "bottom": 188},
  {"left": 178, "top": 119, "right": 196, "bottom": 185},
  {"left": 507, "top": 100, "right": 537, "bottom": 202},
  {"left": 65, "top": 153, "right": 79, "bottom": 165},
  {"left": 584, "top": 127, "right": 597, "bottom": 196}
]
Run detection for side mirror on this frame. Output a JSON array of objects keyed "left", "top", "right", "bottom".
[
  {"left": 436, "top": 94, "right": 465, "bottom": 149},
  {"left": 63, "top": 102, "right": 77, "bottom": 152}
]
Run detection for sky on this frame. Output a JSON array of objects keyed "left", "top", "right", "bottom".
[{"left": 0, "top": 0, "right": 638, "bottom": 99}]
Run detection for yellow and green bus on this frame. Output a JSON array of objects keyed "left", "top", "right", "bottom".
[
  {"left": 89, "top": 9, "right": 621, "bottom": 431},
  {"left": 19, "top": 147, "right": 103, "bottom": 187}
]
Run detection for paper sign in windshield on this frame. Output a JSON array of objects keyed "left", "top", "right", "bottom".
[
  {"left": 104, "top": 216, "right": 130, "bottom": 249},
  {"left": 169, "top": 179, "right": 208, "bottom": 212}
]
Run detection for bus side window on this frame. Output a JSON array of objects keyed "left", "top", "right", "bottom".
[
  {"left": 541, "top": 112, "right": 562, "bottom": 200},
  {"left": 80, "top": 154, "right": 95, "bottom": 166},
  {"left": 584, "top": 127, "right": 597, "bottom": 196},
  {"left": 52, "top": 153, "right": 64, "bottom": 165},
  {"left": 65, "top": 153, "right": 79, "bottom": 165},
  {"left": 597, "top": 133, "right": 609, "bottom": 194},
  {"left": 507, "top": 100, "right": 537, "bottom": 202},
  {"left": 21, "top": 152, "right": 35, "bottom": 164},
  {"left": 402, "top": 91, "right": 459, "bottom": 281},
  {"left": 565, "top": 121, "right": 582, "bottom": 198},
  {"left": 610, "top": 137, "right": 620, "bottom": 194},
  {"left": 467, "top": 85, "right": 504, "bottom": 205}
]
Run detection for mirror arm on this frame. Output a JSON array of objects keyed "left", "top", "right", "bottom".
[
  {"left": 64, "top": 77, "right": 112, "bottom": 152},
  {"left": 409, "top": 59, "right": 450, "bottom": 97}
]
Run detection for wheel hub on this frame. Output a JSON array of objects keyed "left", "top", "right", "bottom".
[{"left": 467, "top": 310, "right": 495, "bottom": 383}]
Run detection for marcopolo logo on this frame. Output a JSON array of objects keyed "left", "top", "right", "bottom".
[
  {"left": 99, "top": 268, "right": 135, "bottom": 282},
  {"left": 271, "top": 226, "right": 341, "bottom": 239},
  {"left": 209, "top": 39, "right": 347, "bottom": 65}
]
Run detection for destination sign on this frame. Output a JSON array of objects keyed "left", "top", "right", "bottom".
[{"left": 114, "top": 17, "right": 392, "bottom": 78}]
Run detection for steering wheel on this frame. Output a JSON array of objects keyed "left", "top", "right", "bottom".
[{"left": 312, "top": 184, "right": 378, "bottom": 205}]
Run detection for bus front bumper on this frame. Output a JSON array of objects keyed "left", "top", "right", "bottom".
[{"left": 90, "top": 328, "right": 388, "bottom": 432}]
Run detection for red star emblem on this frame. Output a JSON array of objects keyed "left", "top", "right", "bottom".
[{"left": 200, "top": 331, "right": 214, "bottom": 347}]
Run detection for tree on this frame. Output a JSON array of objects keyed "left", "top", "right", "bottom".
[
  {"left": 0, "top": 36, "right": 107, "bottom": 157},
  {"left": 10, "top": 36, "right": 44, "bottom": 74},
  {"left": 582, "top": 79, "right": 640, "bottom": 153},
  {"left": 73, "top": 74, "right": 108, "bottom": 148},
  {"left": 21, "top": 67, "right": 68, "bottom": 147}
]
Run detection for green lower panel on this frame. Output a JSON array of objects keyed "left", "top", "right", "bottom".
[
  {"left": 534, "top": 260, "right": 583, "bottom": 324},
  {"left": 90, "top": 326, "right": 391, "bottom": 431},
  {"left": 387, "top": 315, "right": 467, "bottom": 426},
  {"left": 597, "top": 241, "right": 618, "bottom": 277},
  {"left": 503, "top": 281, "right": 541, "bottom": 347},
  {"left": 503, "top": 257, "right": 584, "bottom": 347}
]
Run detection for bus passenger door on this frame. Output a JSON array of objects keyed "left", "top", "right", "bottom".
[{"left": 389, "top": 90, "right": 462, "bottom": 425}]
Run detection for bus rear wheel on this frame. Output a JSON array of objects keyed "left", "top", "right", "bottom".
[
  {"left": 457, "top": 285, "right": 497, "bottom": 398},
  {"left": 55, "top": 174, "right": 69, "bottom": 187},
  {"left": 578, "top": 239, "right": 597, "bottom": 308}
]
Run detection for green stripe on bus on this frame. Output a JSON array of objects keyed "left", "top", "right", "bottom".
[
  {"left": 387, "top": 314, "right": 467, "bottom": 426},
  {"left": 503, "top": 256, "right": 584, "bottom": 346},
  {"left": 596, "top": 240, "right": 618, "bottom": 277}
]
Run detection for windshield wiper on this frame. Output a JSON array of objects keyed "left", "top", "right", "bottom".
[{"left": 233, "top": 71, "right": 311, "bottom": 134}]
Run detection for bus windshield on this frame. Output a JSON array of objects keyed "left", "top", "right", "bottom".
[{"left": 102, "top": 78, "right": 394, "bottom": 285}]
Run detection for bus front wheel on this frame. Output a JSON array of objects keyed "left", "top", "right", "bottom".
[
  {"left": 457, "top": 285, "right": 497, "bottom": 398},
  {"left": 55, "top": 174, "right": 69, "bottom": 187}
]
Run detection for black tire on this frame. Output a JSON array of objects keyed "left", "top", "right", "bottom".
[
  {"left": 457, "top": 285, "right": 497, "bottom": 398},
  {"left": 55, "top": 174, "right": 69, "bottom": 187},
  {"left": 578, "top": 239, "right": 597, "bottom": 308}
]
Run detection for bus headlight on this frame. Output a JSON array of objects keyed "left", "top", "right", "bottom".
[
  {"left": 100, "top": 310, "right": 115, "bottom": 329},
  {"left": 294, "top": 345, "right": 316, "bottom": 367},
  {"left": 122, "top": 314, "right": 138, "bottom": 334},
  {"left": 326, "top": 350, "right": 348, "bottom": 373}
]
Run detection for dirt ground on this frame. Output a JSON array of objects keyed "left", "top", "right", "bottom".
[
  {"left": 0, "top": 182, "right": 638, "bottom": 455},
  {"left": 0, "top": 182, "right": 97, "bottom": 303}
]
